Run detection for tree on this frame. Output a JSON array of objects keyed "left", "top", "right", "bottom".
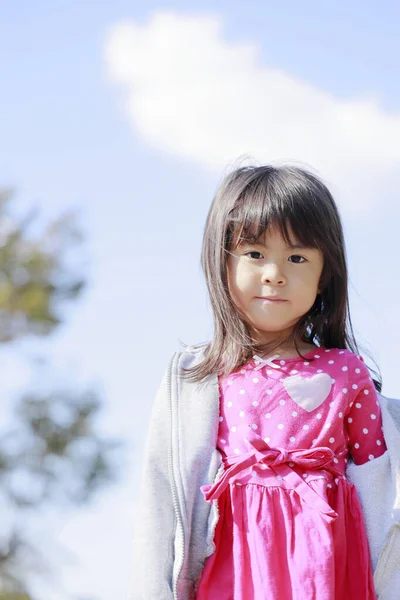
[{"left": 0, "top": 190, "right": 120, "bottom": 598}]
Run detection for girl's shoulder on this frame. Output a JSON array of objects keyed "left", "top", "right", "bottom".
[
  {"left": 321, "top": 347, "right": 363, "bottom": 362},
  {"left": 297, "top": 347, "right": 364, "bottom": 367},
  {"left": 174, "top": 343, "right": 214, "bottom": 380},
  {"left": 322, "top": 347, "right": 371, "bottom": 380},
  {"left": 325, "top": 348, "right": 366, "bottom": 368}
]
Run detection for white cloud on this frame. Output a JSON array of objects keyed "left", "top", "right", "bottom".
[{"left": 104, "top": 10, "right": 400, "bottom": 207}]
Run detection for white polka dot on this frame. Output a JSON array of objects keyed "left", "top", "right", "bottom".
[
  {"left": 312, "top": 439, "right": 317, "bottom": 444},
  {"left": 264, "top": 437, "right": 270, "bottom": 443},
  {"left": 280, "top": 360, "right": 286, "bottom": 365},
  {"left": 219, "top": 416, "right": 223, "bottom": 422},
  {"left": 302, "top": 473, "right": 308, "bottom": 478},
  {"left": 252, "top": 401, "right": 259, "bottom": 407},
  {"left": 239, "top": 411, "right": 245, "bottom": 418},
  {"left": 231, "top": 426, "right": 237, "bottom": 432},
  {"left": 240, "top": 369, "right": 246, "bottom": 374},
  {"left": 368, "top": 454, "right": 374, "bottom": 460},
  {"left": 220, "top": 438, "right": 226, "bottom": 444},
  {"left": 327, "top": 483, "right": 333, "bottom": 488},
  {"left": 333, "top": 459, "right": 339, "bottom": 464},
  {"left": 376, "top": 440, "right": 382, "bottom": 446},
  {"left": 290, "top": 436, "right": 296, "bottom": 442},
  {"left": 277, "top": 424, "right": 284, "bottom": 430},
  {"left": 331, "top": 378, "right": 336, "bottom": 383},
  {"left": 338, "top": 412, "right": 343, "bottom": 418},
  {"left": 355, "top": 368, "right": 361, "bottom": 374},
  {"left": 316, "top": 413, "right": 322, "bottom": 419},
  {"left": 234, "top": 448, "right": 240, "bottom": 454},
  {"left": 317, "top": 369, "right": 323, "bottom": 373},
  {"left": 371, "top": 414, "right": 376, "bottom": 420},
  {"left": 279, "top": 399, "right": 286, "bottom": 406},
  {"left": 354, "top": 443, "right": 360, "bottom": 449},
  {"left": 292, "top": 411, "right": 298, "bottom": 417},
  {"left": 253, "top": 378, "right": 259, "bottom": 383},
  {"left": 324, "top": 422, "right": 331, "bottom": 429},
  {"left": 239, "top": 389, "right": 247, "bottom": 396},
  {"left": 227, "top": 401, "right": 233, "bottom": 407},
  {"left": 329, "top": 401, "right": 334, "bottom": 407},
  {"left": 265, "top": 389, "right": 272, "bottom": 395},
  {"left": 303, "top": 424, "right": 309, "bottom": 431},
  {"left": 352, "top": 384, "right": 358, "bottom": 390},
  {"left": 355, "top": 403, "right": 362, "bottom": 409},
  {"left": 364, "top": 389, "right": 369, "bottom": 395},
  {"left": 328, "top": 360, "right": 334, "bottom": 364},
  {"left": 342, "top": 388, "right": 348, "bottom": 394},
  {"left": 363, "top": 428, "right": 369, "bottom": 434},
  {"left": 348, "top": 417, "right": 353, "bottom": 423},
  {"left": 335, "top": 477, "right": 339, "bottom": 483},
  {"left": 325, "top": 349, "right": 331, "bottom": 353},
  {"left": 251, "top": 424, "right": 258, "bottom": 430},
  {"left": 290, "top": 370, "right": 298, "bottom": 375},
  {"left": 304, "top": 361, "right": 310, "bottom": 366},
  {"left": 342, "top": 366, "right": 348, "bottom": 372},
  {"left": 329, "top": 437, "right": 335, "bottom": 443},
  {"left": 314, "top": 354, "right": 320, "bottom": 358},
  {"left": 265, "top": 413, "right": 271, "bottom": 419},
  {"left": 267, "top": 370, "right": 273, "bottom": 376},
  {"left": 339, "top": 350, "right": 345, "bottom": 354}
]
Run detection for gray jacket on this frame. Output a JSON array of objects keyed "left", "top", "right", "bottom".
[{"left": 132, "top": 348, "right": 400, "bottom": 600}]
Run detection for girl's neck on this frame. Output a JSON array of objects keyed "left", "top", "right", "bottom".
[{"left": 254, "top": 336, "right": 318, "bottom": 361}]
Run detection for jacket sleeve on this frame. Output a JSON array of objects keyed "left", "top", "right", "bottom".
[
  {"left": 346, "top": 394, "right": 400, "bottom": 599},
  {"left": 130, "top": 356, "right": 177, "bottom": 600}
]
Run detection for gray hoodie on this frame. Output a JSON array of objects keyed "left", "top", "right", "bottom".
[{"left": 132, "top": 348, "right": 400, "bottom": 600}]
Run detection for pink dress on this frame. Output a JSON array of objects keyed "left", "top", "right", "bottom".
[{"left": 197, "top": 348, "right": 386, "bottom": 600}]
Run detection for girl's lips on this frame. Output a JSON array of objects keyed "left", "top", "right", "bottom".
[{"left": 256, "top": 296, "right": 288, "bottom": 302}]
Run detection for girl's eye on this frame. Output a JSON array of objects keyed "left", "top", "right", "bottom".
[
  {"left": 288, "top": 255, "right": 306, "bottom": 264},
  {"left": 246, "top": 251, "right": 263, "bottom": 259}
]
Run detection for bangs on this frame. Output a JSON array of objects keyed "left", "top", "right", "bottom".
[{"left": 226, "top": 167, "right": 335, "bottom": 252}]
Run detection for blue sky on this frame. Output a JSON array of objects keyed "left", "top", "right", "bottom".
[{"left": 1, "top": 1, "right": 400, "bottom": 598}]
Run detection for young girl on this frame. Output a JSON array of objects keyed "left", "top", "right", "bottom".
[{"left": 133, "top": 165, "right": 399, "bottom": 600}]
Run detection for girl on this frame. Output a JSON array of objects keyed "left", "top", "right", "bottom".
[{"left": 133, "top": 165, "right": 400, "bottom": 600}]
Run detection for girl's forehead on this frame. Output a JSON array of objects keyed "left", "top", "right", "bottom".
[
  {"left": 236, "top": 223, "right": 302, "bottom": 247},
  {"left": 258, "top": 225, "right": 299, "bottom": 246}
]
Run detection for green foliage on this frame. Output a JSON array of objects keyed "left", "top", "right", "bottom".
[
  {"left": 0, "top": 531, "right": 39, "bottom": 599},
  {"left": 0, "top": 189, "right": 85, "bottom": 342},
  {"left": 0, "top": 190, "right": 120, "bottom": 598},
  {"left": 0, "top": 594, "right": 32, "bottom": 600},
  {"left": 1, "top": 389, "right": 119, "bottom": 508}
]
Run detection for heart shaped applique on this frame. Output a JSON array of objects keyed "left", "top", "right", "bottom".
[{"left": 283, "top": 373, "right": 332, "bottom": 412}]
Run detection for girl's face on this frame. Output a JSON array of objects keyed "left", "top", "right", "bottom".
[{"left": 227, "top": 225, "right": 324, "bottom": 345}]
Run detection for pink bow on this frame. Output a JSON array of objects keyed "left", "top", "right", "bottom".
[{"left": 201, "top": 429, "right": 340, "bottom": 522}]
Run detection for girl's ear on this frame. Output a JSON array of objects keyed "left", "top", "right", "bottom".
[{"left": 317, "top": 276, "right": 326, "bottom": 295}]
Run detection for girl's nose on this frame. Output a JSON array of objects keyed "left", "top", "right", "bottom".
[{"left": 261, "top": 264, "right": 286, "bottom": 286}]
